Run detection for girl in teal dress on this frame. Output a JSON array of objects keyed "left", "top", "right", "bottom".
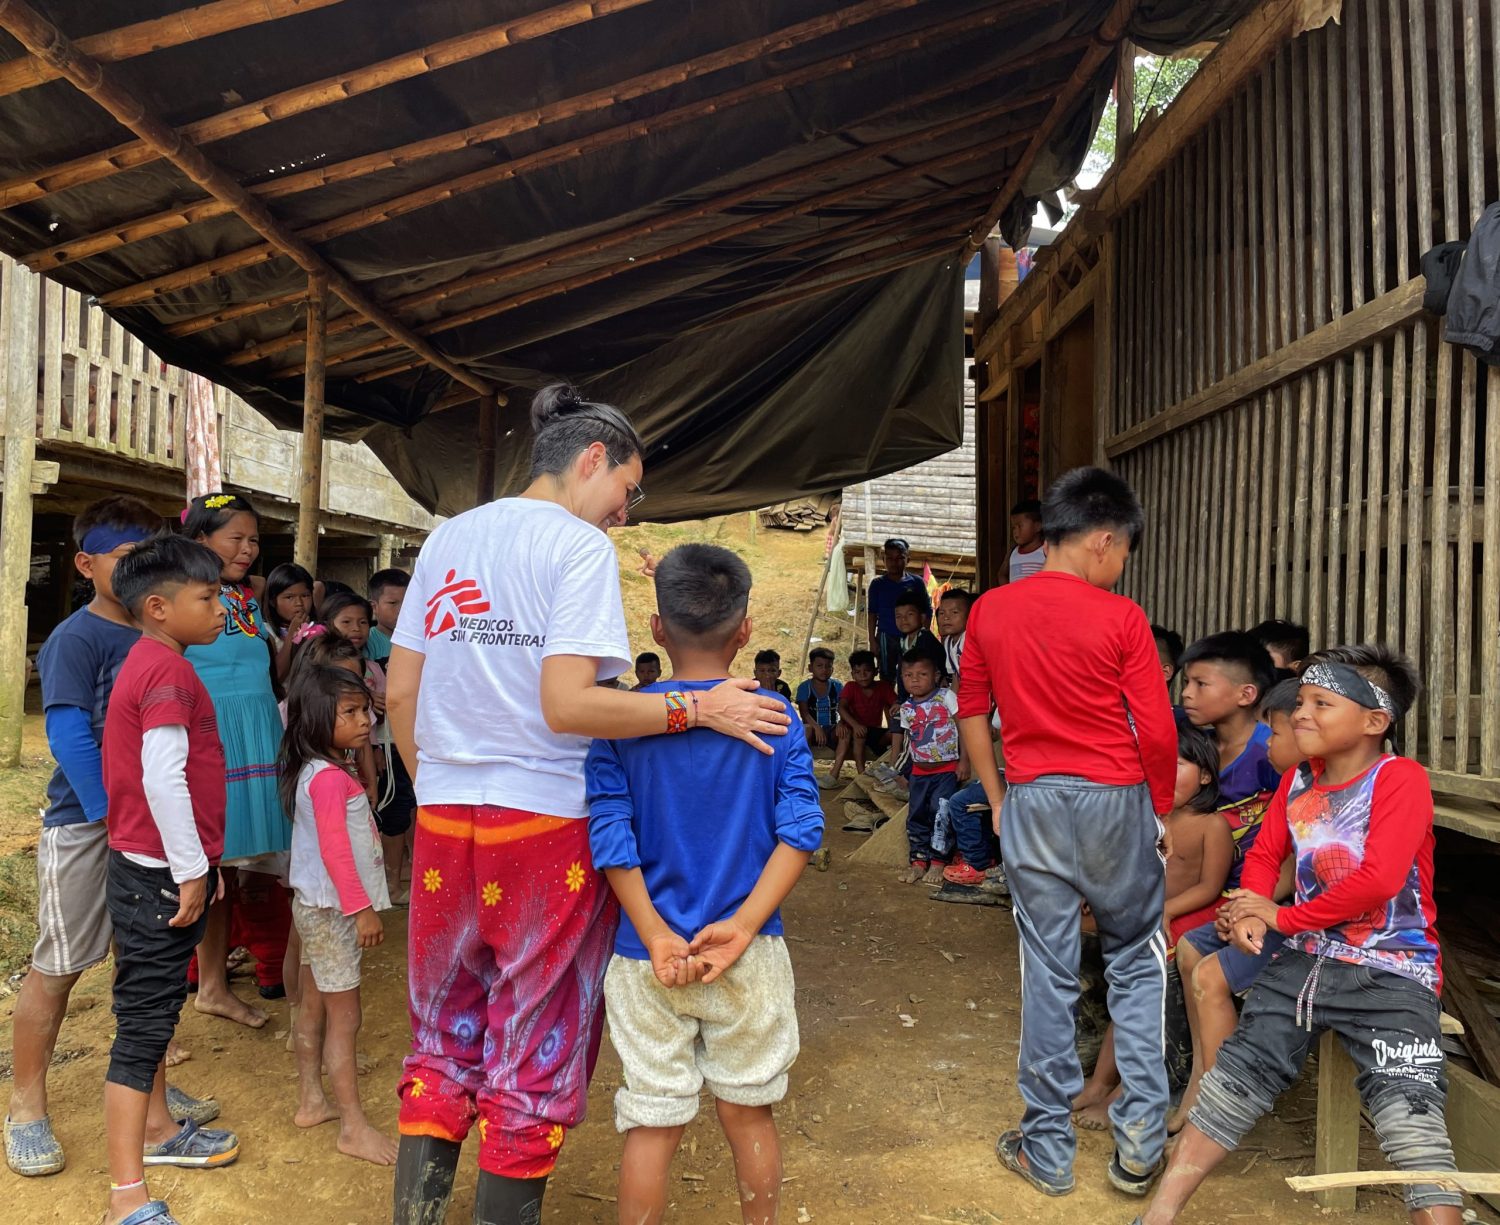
[{"left": 182, "top": 492, "right": 287, "bottom": 1027}]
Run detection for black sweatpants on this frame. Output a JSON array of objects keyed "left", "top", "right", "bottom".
[{"left": 106, "top": 851, "right": 214, "bottom": 1093}]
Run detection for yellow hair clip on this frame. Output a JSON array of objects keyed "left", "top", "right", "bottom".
[{"left": 202, "top": 493, "right": 233, "bottom": 509}]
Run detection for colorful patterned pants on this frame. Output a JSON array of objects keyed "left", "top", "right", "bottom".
[{"left": 397, "top": 805, "right": 618, "bottom": 1178}]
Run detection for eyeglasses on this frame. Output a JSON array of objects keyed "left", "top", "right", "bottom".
[{"left": 627, "top": 479, "right": 646, "bottom": 512}]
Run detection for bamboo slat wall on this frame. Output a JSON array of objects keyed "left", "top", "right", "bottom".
[
  {"left": 843, "top": 375, "right": 976, "bottom": 555},
  {"left": 1105, "top": 0, "right": 1500, "bottom": 800}
]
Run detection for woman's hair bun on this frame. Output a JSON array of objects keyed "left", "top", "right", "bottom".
[{"left": 530, "top": 383, "right": 587, "bottom": 432}]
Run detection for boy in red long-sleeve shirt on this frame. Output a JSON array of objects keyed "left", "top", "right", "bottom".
[
  {"left": 958, "top": 467, "right": 1176, "bottom": 1200},
  {"left": 1139, "top": 645, "right": 1462, "bottom": 1225}
]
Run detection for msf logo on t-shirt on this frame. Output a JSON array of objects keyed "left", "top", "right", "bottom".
[{"left": 425, "top": 570, "right": 490, "bottom": 638}]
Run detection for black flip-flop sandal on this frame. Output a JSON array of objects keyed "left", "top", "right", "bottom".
[
  {"left": 929, "top": 882, "right": 1005, "bottom": 906},
  {"left": 995, "top": 1129, "right": 1074, "bottom": 1196}
]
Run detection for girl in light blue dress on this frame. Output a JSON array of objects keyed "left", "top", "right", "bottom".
[{"left": 182, "top": 492, "right": 288, "bottom": 1027}]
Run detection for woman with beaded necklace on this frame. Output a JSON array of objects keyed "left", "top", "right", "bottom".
[{"left": 181, "top": 492, "right": 288, "bottom": 1029}]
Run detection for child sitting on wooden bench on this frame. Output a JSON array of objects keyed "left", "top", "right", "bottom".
[{"left": 1137, "top": 645, "right": 1464, "bottom": 1225}]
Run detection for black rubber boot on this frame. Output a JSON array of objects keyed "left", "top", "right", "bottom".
[
  {"left": 393, "top": 1134, "right": 462, "bottom": 1225},
  {"left": 473, "top": 1172, "right": 548, "bottom": 1225}
]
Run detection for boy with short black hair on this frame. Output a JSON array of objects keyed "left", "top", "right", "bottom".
[
  {"left": 5, "top": 498, "right": 219, "bottom": 1181},
  {"left": 838, "top": 649, "right": 897, "bottom": 777},
  {"left": 892, "top": 592, "right": 942, "bottom": 700},
  {"left": 1008, "top": 499, "right": 1046, "bottom": 582},
  {"left": 632, "top": 651, "right": 662, "bottom": 689},
  {"left": 365, "top": 568, "right": 410, "bottom": 661},
  {"left": 1151, "top": 624, "right": 1184, "bottom": 685},
  {"left": 892, "top": 650, "right": 965, "bottom": 885},
  {"left": 796, "top": 648, "right": 849, "bottom": 787},
  {"left": 936, "top": 588, "right": 973, "bottom": 686},
  {"left": 958, "top": 466, "right": 1176, "bottom": 1199},
  {"left": 101, "top": 535, "right": 241, "bottom": 1225},
  {"left": 1248, "top": 617, "right": 1310, "bottom": 673},
  {"left": 752, "top": 649, "right": 793, "bottom": 699},
  {"left": 865, "top": 538, "right": 929, "bottom": 682},
  {"left": 1142, "top": 646, "right": 1463, "bottom": 1225},
  {"left": 1179, "top": 632, "right": 1280, "bottom": 804},
  {"left": 587, "top": 543, "right": 823, "bottom": 1225}
]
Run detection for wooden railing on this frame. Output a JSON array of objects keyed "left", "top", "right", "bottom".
[{"left": 35, "top": 269, "right": 187, "bottom": 467}]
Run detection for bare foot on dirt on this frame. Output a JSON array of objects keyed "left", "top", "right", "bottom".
[
  {"left": 337, "top": 1119, "right": 398, "bottom": 1165},
  {"left": 1069, "top": 1080, "right": 1113, "bottom": 1112},
  {"left": 195, "top": 988, "right": 268, "bottom": 1028},
  {"left": 165, "top": 1039, "right": 191, "bottom": 1067},
  {"left": 1070, "top": 1099, "right": 1113, "bottom": 1131},
  {"left": 294, "top": 1098, "right": 340, "bottom": 1129}
]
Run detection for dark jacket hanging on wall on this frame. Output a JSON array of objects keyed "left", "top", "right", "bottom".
[{"left": 1444, "top": 202, "right": 1500, "bottom": 365}]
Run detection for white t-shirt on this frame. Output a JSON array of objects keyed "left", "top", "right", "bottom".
[
  {"left": 391, "top": 498, "right": 631, "bottom": 818},
  {"left": 1008, "top": 544, "right": 1046, "bottom": 582}
]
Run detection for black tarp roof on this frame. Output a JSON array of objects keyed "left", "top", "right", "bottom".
[{"left": 0, "top": 0, "right": 1248, "bottom": 520}]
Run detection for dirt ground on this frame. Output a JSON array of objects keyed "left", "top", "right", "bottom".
[
  {"left": 0, "top": 793, "right": 1456, "bottom": 1225},
  {"left": 0, "top": 518, "right": 1485, "bottom": 1223}
]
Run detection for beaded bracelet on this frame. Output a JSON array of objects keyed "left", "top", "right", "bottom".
[{"left": 665, "top": 689, "right": 689, "bottom": 734}]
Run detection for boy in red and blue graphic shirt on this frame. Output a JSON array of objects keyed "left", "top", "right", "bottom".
[
  {"left": 1141, "top": 645, "right": 1462, "bottom": 1225},
  {"left": 891, "top": 649, "right": 966, "bottom": 884}
]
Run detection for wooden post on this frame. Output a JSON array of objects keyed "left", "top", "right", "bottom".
[
  {"left": 295, "top": 273, "right": 326, "bottom": 572},
  {"left": 474, "top": 391, "right": 498, "bottom": 506},
  {"left": 973, "top": 237, "right": 1002, "bottom": 589},
  {"left": 0, "top": 257, "right": 39, "bottom": 766},
  {"left": 1314, "top": 1030, "right": 1360, "bottom": 1211},
  {"left": 1115, "top": 39, "right": 1136, "bottom": 160}
]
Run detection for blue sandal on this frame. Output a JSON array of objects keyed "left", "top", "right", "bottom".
[
  {"left": 143, "top": 1119, "right": 239, "bottom": 1168},
  {"left": 4, "top": 1114, "right": 64, "bottom": 1176},
  {"left": 117, "top": 1201, "right": 182, "bottom": 1225},
  {"left": 995, "top": 1128, "right": 1074, "bottom": 1196},
  {"left": 165, "top": 1085, "right": 220, "bottom": 1126}
]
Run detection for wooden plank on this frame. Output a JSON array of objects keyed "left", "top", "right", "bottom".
[
  {"left": 1289, "top": 1171, "right": 1500, "bottom": 1195},
  {"left": 1093, "top": 231, "right": 1116, "bottom": 466},
  {"left": 1104, "top": 278, "right": 1425, "bottom": 459},
  {"left": 39, "top": 276, "right": 60, "bottom": 441},
  {"left": 1234, "top": 406, "right": 1252, "bottom": 628},
  {"left": 1041, "top": 264, "right": 1100, "bottom": 344},
  {"left": 1363, "top": 336, "right": 1386, "bottom": 641},
  {"left": 1385, "top": 327, "right": 1408, "bottom": 650},
  {"left": 1314, "top": 1029, "right": 1360, "bottom": 1212},
  {"left": 1443, "top": 952, "right": 1500, "bottom": 1084},
  {"left": 1255, "top": 393, "right": 1274, "bottom": 622},
  {"left": 1321, "top": 12, "right": 1346, "bottom": 635}
]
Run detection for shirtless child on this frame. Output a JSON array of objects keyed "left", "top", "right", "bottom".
[{"left": 1071, "top": 724, "right": 1232, "bottom": 1129}]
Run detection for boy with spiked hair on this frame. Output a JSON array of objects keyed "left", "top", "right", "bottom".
[{"left": 1140, "top": 645, "right": 1462, "bottom": 1225}]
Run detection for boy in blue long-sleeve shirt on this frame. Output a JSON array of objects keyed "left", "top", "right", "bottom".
[
  {"left": 6, "top": 497, "right": 215, "bottom": 1180},
  {"left": 587, "top": 543, "right": 824, "bottom": 1225}
]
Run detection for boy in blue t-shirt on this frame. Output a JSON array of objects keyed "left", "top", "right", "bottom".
[
  {"left": 795, "top": 648, "right": 850, "bottom": 785},
  {"left": 1179, "top": 631, "right": 1282, "bottom": 885},
  {"left": 5, "top": 497, "right": 216, "bottom": 1179},
  {"left": 587, "top": 544, "right": 824, "bottom": 1225}
]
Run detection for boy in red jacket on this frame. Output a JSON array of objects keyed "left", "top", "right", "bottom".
[
  {"left": 1138, "top": 645, "right": 1462, "bottom": 1225},
  {"left": 958, "top": 467, "right": 1176, "bottom": 1200}
]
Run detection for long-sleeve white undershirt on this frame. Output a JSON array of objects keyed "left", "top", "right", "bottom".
[{"left": 124, "top": 724, "right": 209, "bottom": 884}]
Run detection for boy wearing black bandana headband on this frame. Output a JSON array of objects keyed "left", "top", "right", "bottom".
[{"left": 1138, "top": 645, "right": 1464, "bottom": 1225}]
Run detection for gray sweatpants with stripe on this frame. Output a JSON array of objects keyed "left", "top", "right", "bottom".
[{"left": 1002, "top": 775, "right": 1169, "bottom": 1186}]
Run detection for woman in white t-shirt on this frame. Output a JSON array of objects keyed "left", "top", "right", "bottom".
[{"left": 386, "top": 385, "right": 789, "bottom": 1223}]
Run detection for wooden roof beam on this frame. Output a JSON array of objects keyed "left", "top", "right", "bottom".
[
  {"left": 0, "top": 0, "right": 661, "bottom": 208},
  {"left": 222, "top": 79, "right": 1055, "bottom": 370},
  {"left": 24, "top": 0, "right": 952, "bottom": 272},
  {"left": 96, "top": 1, "right": 1074, "bottom": 310},
  {"left": 343, "top": 132, "right": 1025, "bottom": 382},
  {"left": 0, "top": 0, "right": 350, "bottom": 98},
  {"left": 964, "top": 0, "right": 1142, "bottom": 251},
  {"left": 0, "top": 0, "right": 497, "bottom": 401}
]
